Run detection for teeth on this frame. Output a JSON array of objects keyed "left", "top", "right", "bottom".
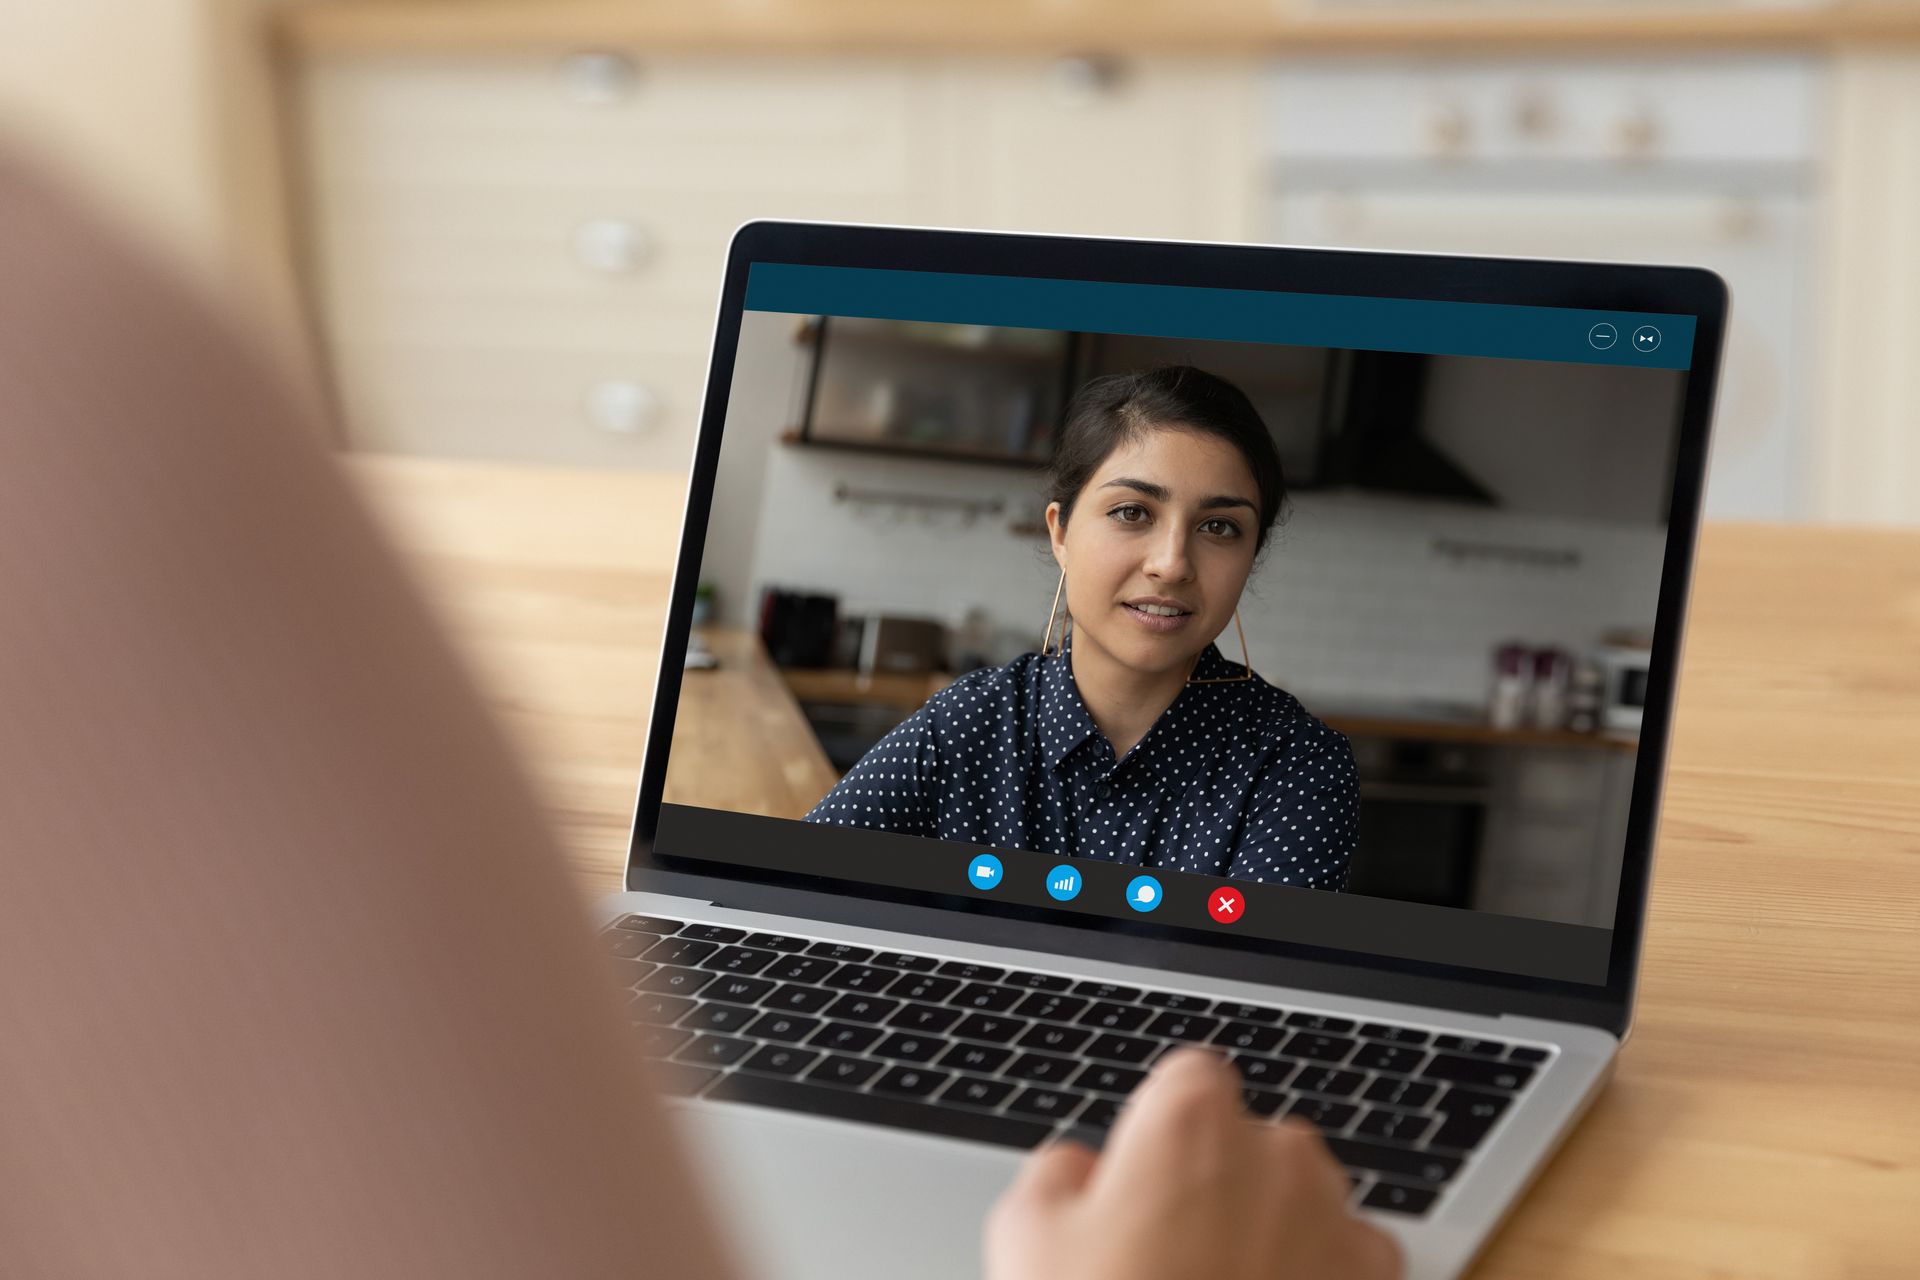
[{"left": 1133, "top": 603, "right": 1187, "bottom": 617}]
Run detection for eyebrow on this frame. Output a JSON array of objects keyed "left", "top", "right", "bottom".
[{"left": 1097, "top": 476, "right": 1257, "bottom": 513}]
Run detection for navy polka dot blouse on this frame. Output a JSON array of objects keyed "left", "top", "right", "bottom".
[{"left": 804, "top": 641, "right": 1360, "bottom": 890}]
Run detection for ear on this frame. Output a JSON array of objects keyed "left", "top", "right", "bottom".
[{"left": 1044, "top": 501, "right": 1069, "bottom": 572}]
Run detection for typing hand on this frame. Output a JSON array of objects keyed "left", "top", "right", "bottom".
[{"left": 985, "top": 1047, "right": 1403, "bottom": 1280}]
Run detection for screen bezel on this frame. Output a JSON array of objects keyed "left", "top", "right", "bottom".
[{"left": 626, "top": 220, "right": 1725, "bottom": 1039}]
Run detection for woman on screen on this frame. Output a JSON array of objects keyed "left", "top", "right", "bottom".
[{"left": 804, "top": 365, "right": 1359, "bottom": 890}]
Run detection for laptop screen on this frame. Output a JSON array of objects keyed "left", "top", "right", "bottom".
[{"left": 646, "top": 247, "right": 1707, "bottom": 991}]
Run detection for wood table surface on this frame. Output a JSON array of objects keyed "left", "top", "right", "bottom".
[{"left": 348, "top": 452, "right": 1920, "bottom": 1280}]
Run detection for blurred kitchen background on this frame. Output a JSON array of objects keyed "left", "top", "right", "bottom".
[{"left": 8, "top": 0, "right": 1918, "bottom": 927}]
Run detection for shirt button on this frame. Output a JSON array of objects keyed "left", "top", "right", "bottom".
[{"left": 1096, "top": 783, "right": 1113, "bottom": 800}]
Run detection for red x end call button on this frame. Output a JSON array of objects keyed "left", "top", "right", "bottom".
[{"left": 1207, "top": 886, "right": 1245, "bottom": 924}]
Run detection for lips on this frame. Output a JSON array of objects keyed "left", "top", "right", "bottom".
[{"left": 1121, "top": 597, "right": 1194, "bottom": 633}]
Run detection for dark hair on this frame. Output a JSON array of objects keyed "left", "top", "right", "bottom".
[{"left": 1044, "top": 365, "right": 1287, "bottom": 551}]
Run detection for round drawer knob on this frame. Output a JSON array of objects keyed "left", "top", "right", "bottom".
[
  {"left": 585, "top": 381, "right": 662, "bottom": 435},
  {"left": 571, "top": 218, "right": 651, "bottom": 274},
  {"left": 557, "top": 51, "right": 639, "bottom": 104}
]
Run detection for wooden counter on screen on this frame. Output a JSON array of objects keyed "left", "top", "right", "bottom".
[{"left": 662, "top": 627, "right": 840, "bottom": 820}]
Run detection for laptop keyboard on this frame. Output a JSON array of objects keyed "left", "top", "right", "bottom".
[{"left": 606, "top": 914, "right": 1553, "bottom": 1218}]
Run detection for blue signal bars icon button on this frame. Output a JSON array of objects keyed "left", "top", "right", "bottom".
[{"left": 1045, "top": 864, "right": 1083, "bottom": 902}]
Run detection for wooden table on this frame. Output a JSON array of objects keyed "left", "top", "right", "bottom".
[{"left": 350, "top": 453, "right": 1920, "bottom": 1279}]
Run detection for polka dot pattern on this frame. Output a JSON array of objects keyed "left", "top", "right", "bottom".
[{"left": 804, "top": 641, "right": 1360, "bottom": 891}]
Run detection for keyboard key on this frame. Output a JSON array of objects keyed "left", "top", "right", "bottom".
[
  {"left": 1242, "top": 1089, "right": 1289, "bottom": 1117},
  {"left": 806, "top": 1054, "right": 882, "bottom": 1090},
  {"left": 610, "top": 959, "right": 657, "bottom": 988},
  {"left": 871, "top": 950, "right": 939, "bottom": 972},
  {"left": 1079, "top": 1002, "right": 1152, "bottom": 1032},
  {"left": 1422, "top": 1054, "right": 1534, "bottom": 1092},
  {"left": 1215, "top": 1002, "right": 1284, "bottom": 1024},
  {"left": 744, "top": 1012, "right": 822, "bottom": 1044},
  {"left": 711, "top": 1072, "right": 1050, "bottom": 1148},
  {"left": 886, "top": 973, "right": 960, "bottom": 1003},
  {"left": 644, "top": 937, "right": 719, "bottom": 967},
  {"left": 1434, "top": 1034, "right": 1507, "bottom": 1058},
  {"left": 764, "top": 984, "right": 835, "bottom": 1015},
  {"left": 873, "top": 1032, "right": 950, "bottom": 1064},
  {"left": 1232, "top": 1055, "right": 1298, "bottom": 1089},
  {"left": 1280, "top": 1032, "right": 1357, "bottom": 1063},
  {"left": 740, "top": 1044, "right": 819, "bottom": 1077},
  {"left": 1084, "top": 1033, "right": 1158, "bottom": 1065},
  {"left": 613, "top": 914, "right": 683, "bottom": 934},
  {"left": 1355, "top": 1106, "right": 1436, "bottom": 1146},
  {"left": 1141, "top": 991, "right": 1213, "bottom": 1012},
  {"left": 1508, "top": 1046, "right": 1551, "bottom": 1064},
  {"left": 1285, "top": 1097, "right": 1359, "bottom": 1131},
  {"left": 939, "top": 1042, "right": 1014, "bottom": 1075},
  {"left": 1007, "top": 1052, "right": 1079, "bottom": 1085},
  {"left": 1002, "top": 970, "right": 1074, "bottom": 992},
  {"left": 1212, "top": 1021, "right": 1285, "bottom": 1053},
  {"left": 1072, "top": 981, "right": 1142, "bottom": 1002},
  {"left": 1071, "top": 1063, "right": 1146, "bottom": 1095},
  {"left": 680, "top": 924, "right": 746, "bottom": 944},
  {"left": 953, "top": 983, "right": 1024, "bottom": 1013},
  {"left": 1285, "top": 1012, "right": 1356, "bottom": 1033},
  {"left": 941, "top": 1075, "right": 1017, "bottom": 1110},
  {"left": 703, "top": 946, "right": 777, "bottom": 975},
  {"left": 889, "top": 1002, "right": 963, "bottom": 1035},
  {"left": 704, "top": 976, "right": 776, "bottom": 1006},
  {"left": 629, "top": 992, "right": 696, "bottom": 1025},
  {"left": 603, "top": 931, "right": 652, "bottom": 959},
  {"left": 637, "top": 1025, "right": 692, "bottom": 1058},
  {"left": 952, "top": 1013, "right": 1027, "bottom": 1044},
  {"left": 1013, "top": 993, "right": 1088, "bottom": 1023},
  {"left": 1017, "top": 1023, "right": 1092, "bottom": 1055},
  {"left": 1144, "top": 1012, "right": 1220, "bottom": 1042},
  {"left": 1357, "top": 1023, "right": 1431, "bottom": 1046},
  {"left": 1428, "top": 1088, "right": 1511, "bottom": 1151},
  {"left": 646, "top": 1061, "right": 720, "bottom": 1096},
  {"left": 823, "top": 964, "right": 897, "bottom": 993},
  {"left": 1007, "top": 1087, "right": 1084, "bottom": 1122},
  {"left": 742, "top": 931, "right": 810, "bottom": 952},
  {"left": 1363, "top": 1077, "right": 1439, "bottom": 1110},
  {"left": 681, "top": 1002, "right": 757, "bottom": 1034},
  {"left": 822, "top": 994, "right": 898, "bottom": 1024},
  {"left": 1362, "top": 1182, "right": 1438, "bottom": 1216},
  {"left": 1326, "top": 1138, "right": 1462, "bottom": 1186},
  {"left": 640, "top": 967, "right": 716, "bottom": 998},
  {"left": 1078, "top": 1099, "right": 1123, "bottom": 1129},
  {"left": 765, "top": 956, "right": 839, "bottom": 985},
  {"left": 807, "top": 942, "right": 873, "bottom": 963},
  {"left": 1350, "top": 1043, "right": 1427, "bottom": 1074},
  {"left": 935, "top": 961, "right": 1005, "bottom": 982},
  {"left": 810, "top": 1022, "right": 883, "bottom": 1054},
  {"left": 675, "top": 1034, "right": 753, "bottom": 1068},
  {"left": 1292, "top": 1067, "right": 1366, "bottom": 1099},
  {"left": 871, "top": 1066, "right": 950, "bottom": 1099}
]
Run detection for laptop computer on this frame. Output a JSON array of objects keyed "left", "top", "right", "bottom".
[{"left": 598, "top": 221, "right": 1723, "bottom": 1280}]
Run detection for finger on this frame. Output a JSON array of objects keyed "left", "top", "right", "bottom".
[
  {"left": 1009, "top": 1135, "right": 1101, "bottom": 1205},
  {"left": 1348, "top": 1218, "right": 1407, "bottom": 1280},
  {"left": 1090, "top": 1047, "right": 1242, "bottom": 1198},
  {"left": 1270, "top": 1116, "right": 1353, "bottom": 1206}
]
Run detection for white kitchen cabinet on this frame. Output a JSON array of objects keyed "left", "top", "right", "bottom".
[
  {"left": 1474, "top": 746, "right": 1633, "bottom": 928},
  {"left": 297, "top": 53, "right": 1258, "bottom": 464}
]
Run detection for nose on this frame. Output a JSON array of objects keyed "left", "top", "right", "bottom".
[{"left": 1142, "top": 524, "right": 1195, "bottom": 583}]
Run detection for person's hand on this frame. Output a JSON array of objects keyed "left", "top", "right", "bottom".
[{"left": 985, "top": 1047, "right": 1404, "bottom": 1280}]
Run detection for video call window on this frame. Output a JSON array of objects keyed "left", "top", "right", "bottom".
[{"left": 663, "top": 285, "right": 1686, "bottom": 953}]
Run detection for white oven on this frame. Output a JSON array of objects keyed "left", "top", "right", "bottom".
[{"left": 1264, "top": 55, "right": 1819, "bottom": 521}]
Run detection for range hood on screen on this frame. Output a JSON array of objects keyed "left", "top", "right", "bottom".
[{"left": 1320, "top": 350, "right": 1495, "bottom": 505}]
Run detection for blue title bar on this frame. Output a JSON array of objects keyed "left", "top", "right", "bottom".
[{"left": 745, "top": 262, "right": 1695, "bottom": 371}]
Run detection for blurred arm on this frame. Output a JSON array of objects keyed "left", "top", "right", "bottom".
[{"left": 0, "top": 155, "right": 740, "bottom": 1280}]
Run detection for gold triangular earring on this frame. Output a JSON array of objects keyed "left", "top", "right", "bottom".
[
  {"left": 1188, "top": 611, "right": 1255, "bottom": 684},
  {"left": 1041, "top": 568, "right": 1070, "bottom": 658}
]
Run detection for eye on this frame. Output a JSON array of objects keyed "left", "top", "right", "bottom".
[
  {"left": 1199, "top": 517, "right": 1242, "bottom": 539},
  {"left": 1106, "top": 503, "right": 1150, "bottom": 525}
]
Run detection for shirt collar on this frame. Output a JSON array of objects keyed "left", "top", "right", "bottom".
[{"left": 1037, "top": 639, "right": 1240, "bottom": 772}]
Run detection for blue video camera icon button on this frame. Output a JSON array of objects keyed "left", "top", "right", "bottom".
[{"left": 966, "top": 853, "right": 1004, "bottom": 891}]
